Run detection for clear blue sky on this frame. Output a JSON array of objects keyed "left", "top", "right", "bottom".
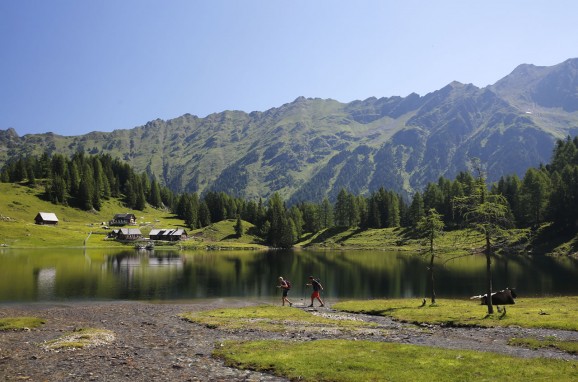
[{"left": 1, "top": 1, "right": 577, "bottom": 136}]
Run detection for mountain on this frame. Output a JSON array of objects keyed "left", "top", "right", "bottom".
[{"left": 2, "top": 59, "right": 578, "bottom": 203}]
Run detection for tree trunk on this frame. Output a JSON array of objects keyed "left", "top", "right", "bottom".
[
  {"left": 429, "top": 234, "right": 436, "bottom": 304},
  {"left": 485, "top": 233, "right": 494, "bottom": 314},
  {"left": 429, "top": 251, "right": 436, "bottom": 304}
]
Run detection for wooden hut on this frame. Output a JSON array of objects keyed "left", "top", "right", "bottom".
[
  {"left": 116, "top": 228, "right": 143, "bottom": 241},
  {"left": 34, "top": 212, "right": 59, "bottom": 225},
  {"left": 149, "top": 228, "right": 188, "bottom": 241},
  {"left": 109, "top": 213, "right": 137, "bottom": 226}
]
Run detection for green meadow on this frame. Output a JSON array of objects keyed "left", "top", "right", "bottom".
[
  {"left": 179, "top": 302, "right": 578, "bottom": 382},
  {"left": 0, "top": 182, "right": 265, "bottom": 249},
  {"left": 215, "top": 339, "right": 577, "bottom": 382},
  {"left": 333, "top": 297, "right": 578, "bottom": 331},
  {"left": 1, "top": 182, "right": 577, "bottom": 257}
]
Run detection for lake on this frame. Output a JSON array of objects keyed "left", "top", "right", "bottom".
[{"left": 1, "top": 248, "right": 577, "bottom": 303}]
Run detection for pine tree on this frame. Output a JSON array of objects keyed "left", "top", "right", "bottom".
[
  {"left": 408, "top": 192, "right": 425, "bottom": 227},
  {"left": 423, "top": 183, "right": 443, "bottom": 212},
  {"left": 78, "top": 163, "right": 94, "bottom": 211},
  {"left": 334, "top": 188, "right": 349, "bottom": 227},
  {"left": 51, "top": 154, "right": 67, "bottom": 178},
  {"left": 149, "top": 179, "right": 162, "bottom": 208},
  {"left": 15, "top": 158, "right": 27, "bottom": 182},
  {"left": 320, "top": 197, "right": 333, "bottom": 229},
  {"left": 386, "top": 192, "right": 400, "bottom": 227},
  {"left": 547, "top": 166, "right": 578, "bottom": 231},
  {"left": 135, "top": 184, "right": 146, "bottom": 211},
  {"left": 27, "top": 166, "right": 36, "bottom": 186},
  {"left": 49, "top": 176, "right": 67, "bottom": 205},
  {"left": 520, "top": 168, "right": 551, "bottom": 226},
  {"left": 288, "top": 206, "right": 304, "bottom": 239},
  {"left": 182, "top": 195, "right": 195, "bottom": 229},
  {"left": 301, "top": 202, "right": 321, "bottom": 233},
  {"left": 199, "top": 200, "right": 212, "bottom": 227},
  {"left": 367, "top": 195, "right": 381, "bottom": 228},
  {"left": 189, "top": 193, "right": 200, "bottom": 229},
  {"left": 235, "top": 215, "right": 243, "bottom": 238},
  {"left": 160, "top": 185, "right": 174, "bottom": 209},
  {"left": 266, "top": 193, "right": 289, "bottom": 247},
  {"left": 78, "top": 177, "right": 93, "bottom": 210},
  {"left": 279, "top": 217, "right": 297, "bottom": 248},
  {"left": 68, "top": 161, "right": 81, "bottom": 196}
]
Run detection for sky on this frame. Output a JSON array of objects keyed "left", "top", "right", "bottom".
[{"left": 1, "top": 1, "right": 577, "bottom": 137}]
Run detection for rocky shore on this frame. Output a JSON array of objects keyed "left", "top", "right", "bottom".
[{"left": 1, "top": 300, "right": 577, "bottom": 381}]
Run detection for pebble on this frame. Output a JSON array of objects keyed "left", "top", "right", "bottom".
[{"left": 1, "top": 301, "right": 576, "bottom": 381}]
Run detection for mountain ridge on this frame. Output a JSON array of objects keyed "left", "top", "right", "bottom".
[{"left": 2, "top": 58, "right": 578, "bottom": 202}]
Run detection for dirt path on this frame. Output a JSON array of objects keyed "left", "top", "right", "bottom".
[{"left": 1, "top": 301, "right": 576, "bottom": 381}]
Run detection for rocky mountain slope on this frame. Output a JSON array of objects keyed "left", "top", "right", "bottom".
[{"left": 2, "top": 58, "right": 578, "bottom": 202}]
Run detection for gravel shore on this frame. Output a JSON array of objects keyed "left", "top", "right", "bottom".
[{"left": 1, "top": 300, "right": 577, "bottom": 381}]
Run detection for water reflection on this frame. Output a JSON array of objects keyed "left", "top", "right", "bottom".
[{"left": 0, "top": 248, "right": 577, "bottom": 302}]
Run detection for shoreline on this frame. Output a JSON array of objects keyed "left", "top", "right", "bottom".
[
  {"left": 0, "top": 299, "right": 287, "bottom": 381},
  {"left": 1, "top": 300, "right": 577, "bottom": 381}
]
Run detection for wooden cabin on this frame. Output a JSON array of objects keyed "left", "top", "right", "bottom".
[
  {"left": 109, "top": 213, "right": 137, "bottom": 226},
  {"left": 149, "top": 228, "right": 188, "bottom": 241},
  {"left": 34, "top": 212, "right": 59, "bottom": 225},
  {"left": 108, "top": 229, "right": 121, "bottom": 239},
  {"left": 116, "top": 228, "right": 143, "bottom": 241}
]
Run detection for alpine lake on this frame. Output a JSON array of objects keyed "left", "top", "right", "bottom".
[
  {"left": 1, "top": 247, "right": 577, "bottom": 303},
  {"left": 0, "top": 248, "right": 578, "bottom": 303}
]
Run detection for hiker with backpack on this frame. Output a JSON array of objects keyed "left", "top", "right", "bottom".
[
  {"left": 306, "top": 276, "right": 324, "bottom": 307},
  {"left": 277, "top": 276, "right": 293, "bottom": 306}
]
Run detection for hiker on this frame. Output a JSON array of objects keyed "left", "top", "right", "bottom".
[
  {"left": 306, "top": 276, "right": 324, "bottom": 307},
  {"left": 277, "top": 276, "right": 293, "bottom": 306}
]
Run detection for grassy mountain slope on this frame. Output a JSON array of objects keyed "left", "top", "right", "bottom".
[
  {"left": 0, "top": 182, "right": 175, "bottom": 247},
  {"left": 2, "top": 59, "right": 578, "bottom": 202},
  {"left": 0, "top": 182, "right": 265, "bottom": 249}
]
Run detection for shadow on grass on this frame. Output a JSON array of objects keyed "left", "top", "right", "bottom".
[
  {"left": 161, "top": 215, "right": 190, "bottom": 229},
  {"left": 531, "top": 224, "right": 577, "bottom": 255},
  {"left": 394, "top": 227, "right": 424, "bottom": 246},
  {"left": 335, "top": 228, "right": 365, "bottom": 243},
  {"left": 570, "top": 235, "right": 578, "bottom": 254},
  {"left": 306, "top": 227, "right": 360, "bottom": 245}
]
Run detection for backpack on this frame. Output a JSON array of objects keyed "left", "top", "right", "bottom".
[
  {"left": 285, "top": 280, "right": 292, "bottom": 289},
  {"left": 312, "top": 279, "right": 322, "bottom": 289}
]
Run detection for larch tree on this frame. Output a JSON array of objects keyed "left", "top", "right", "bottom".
[
  {"left": 416, "top": 208, "right": 445, "bottom": 304},
  {"left": 453, "top": 167, "right": 513, "bottom": 314}
]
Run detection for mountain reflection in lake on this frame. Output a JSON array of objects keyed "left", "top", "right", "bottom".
[{"left": 0, "top": 248, "right": 577, "bottom": 302}]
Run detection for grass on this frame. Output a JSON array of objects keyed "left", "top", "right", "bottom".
[
  {"left": 41, "top": 328, "right": 115, "bottom": 350},
  {"left": 508, "top": 337, "right": 578, "bottom": 354},
  {"left": 214, "top": 339, "right": 578, "bottom": 382},
  {"left": 0, "top": 183, "right": 174, "bottom": 248},
  {"left": 332, "top": 297, "right": 578, "bottom": 331},
  {"left": 0, "top": 316, "right": 45, "bottom": 330},
  {"left": 179, "top": 305, "right": 376, "bottom": 332},
  {"left": 184, "top": 300, "right": 578, "bottom": 381},
  {"left": 297, "top": 226, "right": 491, "bottom": 255},
  {"left": 0, "top": 182, "right": 264, "bottom": 249},
  {"left": 1, "top": 182, "right": 576, "bottom": 255},
  {"left": 185, "top": 219, "right": 267, "bottom": 250},
  {"left": 180, "top": 300, "right": 578, "bottom": 381}
]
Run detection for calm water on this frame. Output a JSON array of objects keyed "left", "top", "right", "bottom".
[{"left": 1, "top": 248, "right": 577, "bottom": 303}]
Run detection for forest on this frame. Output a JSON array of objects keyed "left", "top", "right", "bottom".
[{"left": 1, "top": 136, "right": 577, "bottom": 249}]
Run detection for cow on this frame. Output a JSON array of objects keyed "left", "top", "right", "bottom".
[{"left": 470, "top": 288, "right": 517, "bottom": 306}]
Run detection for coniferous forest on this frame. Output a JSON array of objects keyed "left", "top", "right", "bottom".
[{"left": 1, "top": 136, "right": 577, "bottom": 248}]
